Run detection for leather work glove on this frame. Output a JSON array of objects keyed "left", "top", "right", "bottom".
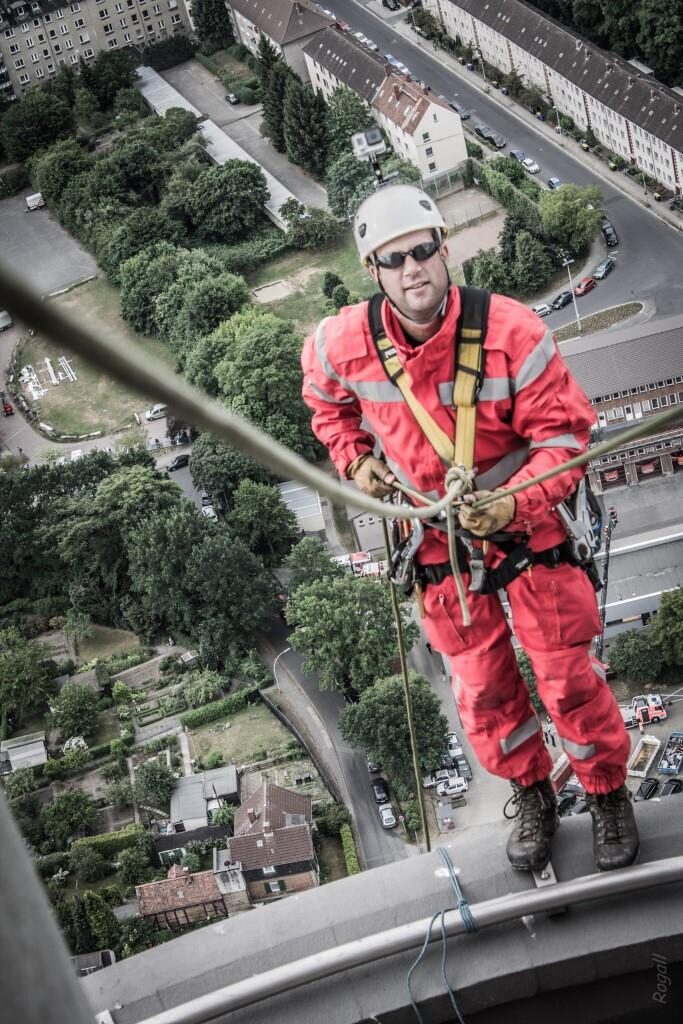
[
  {"left": 347, "top": 454, "right": 396, "bottom": 498},
  {"left": 458, "top": 490, "right": 516, "bottom": 537}
]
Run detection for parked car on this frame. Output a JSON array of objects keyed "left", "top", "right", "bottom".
[
  {"left": 422, "top": 768, "right": 460, "bottom": 789},
  {"left": 557, "top": 789, "right": 578, "bottom": 816},
  {"left": 635, "top": 777, "right": 660, "bottom": 801},
  {"left": 660, "top": 779, "right": 683, "bottom": 796},
  {"left": 509, "top": 149, "right": 525, "bottom": 163},
  {"left": 201, "top": 506, "right": 219, "bottom": 523},
  {"left": 603, "top": 469, "right": 620, "bottom": 483},
  {"left": 225, "top": 92, "right": 239, "bottom": 105},
  {"left": 474, "top": 124, "right": 506, "bottom": 147},
  {"left": 532, "top": 303, "right": 552, "bottom": 318},
  {"left": 601, "top": 219, "right": 619, "bottom": 246},
  {"left": 522, "top": 157, "right": 540, "bottom": 174},
  {"left": 551, "top": 290, "right": 572, "bottom": 309},
  {"left": 379, "top": 803, "right": 397, "bottom": 828},
  {"left": 372, "top": 777, "right": 390, "bottom": 803},
  {"left": 436, "top": 776, "right": 468, "bottom": 797},
  {"left": 593, "top": 256, "right": 616, "bottom": 280},
  {"left": 571, "top": 797, "right": 589, "bottom": 814},
  {"left": 200, "top": 492, "right": 213, "bottom": 507},
  {"left": 547, "top": 177, "right": 563, "bottom": 189},
  {"left": 167, "top": 453, "right": 190, "bottom": 471},
  {"left": 639, "top": 461, "right": 657, "bottom": 475},
  {"left": 574, "top": 276, "right": 596, "bottom": 296},
  {"left": 366, "top": 755, "right": 382, "bottom": 773},
  {"left": 454, "top": 754, "right": 472, "bottom": 781},
  {"left": 449, "top": 102, "right": 471, "bottom": 119},
  {"left": 0, "top": 309, "right": 13, "bottom": 331},
  {"left": 446, "top": 732, "right": 460, "bottom": 756},
  {"left": 439, "top": 752, "right": 458, "bottom": 770},
  {"left": 145, "top": 403, "right": 168, "bottom": 421}
]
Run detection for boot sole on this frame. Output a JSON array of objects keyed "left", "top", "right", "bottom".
[
  {"left": 595, "top": 843, "right": 640, "bottom": 872},
  {"left": 506, "top": 813, "right": 560, "bottom": 872}
]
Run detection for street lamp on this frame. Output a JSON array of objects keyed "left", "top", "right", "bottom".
[
  {"left": 273, "top": 646, "right": 291, "bottom": 691},
  {"left": 561, "top": 253, "right": 582, "bottom": 335},
  {"left": 475, "top": 47, "right": 488, "bottom": 87}
]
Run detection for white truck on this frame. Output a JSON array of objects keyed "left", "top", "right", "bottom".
[{"left": 627, "top": 734, "right": 661, "bottom": 778}]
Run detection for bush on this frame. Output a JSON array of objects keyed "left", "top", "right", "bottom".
[
  {"left": 43, "top": 758, "right": 65, "bottom": 781},
  {"left": 0, "top": 164, "right": 30, "bottom": 199},
  {"left": 70, "top": 824, "right": 145, "bottom": 859},
  {"left": 205, "top": 751, "right": 225, "bottom": 769},
  {"left": 339, "top": 823, "right": 361, "bottom": 875},
  {"left": 206, "top": 229, "right": 291, "bottom": 275},
  {"left": 35, "top": 851, "right": 69, "bottom": 878},
  {"left": 237, "top": 86, "right": 257, "bottom": 105},
  {"left": 143, "top": 34, "right": 196, "bottom": 71},
  {"left": 331, "top": 283, "right": 350, "bottom": 310},
  {"left": 314, "top": 801, "right": 351, "bottom": 836},
  {"left": 322, "top": 271, "right": 343, "bottom": 298},
  {"left": 402, "top": 800, "right": 422, "bottom": 833},
  {"left": 180, "top": 687, "right": 258, "bottom": 728},
  {"left": 194, "top": 51, "right": 220, "bottom": 76},
  {"left": 69, "top": 844, "right": 110, "bottom": 882},
  {"left": 465, "top": 139, "right": 484, "bottom": 159}
]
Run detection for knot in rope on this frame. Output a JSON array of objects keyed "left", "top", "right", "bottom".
[{"left": 443, "top": 464, "right": 476, "bottom": 628}]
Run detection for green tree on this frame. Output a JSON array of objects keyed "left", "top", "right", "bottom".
[
  {"left": 106, "top": 779, "right": 134, "bottom": 809},
  {"left": 236, "top": 650, "right": 271, "bottom": 689},
  {"left": 95, "top": 207, "right": 186, "bottom": 286},
  {"left": 112, "top": 681, "right": 134, "bottom": 704},
  {"left": 211, "top": 804, "right": 235, "bottom": 826},
  {"left": 30, "top": 138, "right": 92, "bottom": 206},
  {"left": 63, "top": 608, "right": 92, "bottom": 657},
  {"left": 255, "top": 34, "right": 281, "bottom": 94},
  {"left": 279, "top": 199, "right": 342, "bottom": 249},
  {"left": 49, "top": 63, "right": 79, "bottom": 108},
  {"left": 182, "top": 851, "right": 201, "bottom": 872},
  {"left": 539, "top": 183, "right": 603, "bottom": 253},
  {"left": 325, "top": 87, "right": 374, "bottom": 165},
  {"left": 119, "top": 242, "right": 186, "bottom": 334},
  {"left": 189, "top": 434, "right": 271, "bottom": 506},
  {"left": 512, "top": 230, "right": 553, "bottom": 293},
  {"left": 651, "top": 588, "right": 683, "bottom": 665},
  {"left": 498, "top": 213, "right": 533, "bottom": 266},
  {"left": 41, "top": 790, "right": 98, "bottom": 850},
  {"left": 286, "top": 576, "right": 419, "bottom": 695},
  {"left": 51, "top": 682, "right": 100, "bottom": 740},
  {"left": 71, "top": 895, "right": 97, "bottom": 953},
  {"left": 0, "top": 628, "right": 52, "bottom": 739},
  {"left": 69, "top": 844, "right": 109, "bottom": 883},
  {"left": 637, "top": 0, "right": 683, "bottom": 83},
  {"left": 262, "top": 60, "right": 292, "bottom": 153},
  {"left": 81, "top": 49, "right": 137, "bottom": 109},
  {"left": 204, "top": 751, "right": 225, "bottom": 769},
  {"left": 188, "top": 161, "right": 269, "bottom": 242},
  {"left": 229, "top": 480, "right": 300, "bottom": 567},
  {"left": 62, "top": 746, "right": 90, "bottom": 772},
  {"left": 471, "top": 248, "right": 512, "bottom": 293},
  {"left": 339, "top": 672, "right": 448, "bottom": 791},
  {"left": 73, "top": 87, "right": 104, "bottom": 131},
  {"left": 84, "top": 890, "right": 120, "bottom": 949},
  {"left": 183, "top": 669, "right": 224, "bottom": 707},
  {"left": 113, "top": 86, "right": 147, "bottom": 122},
  {"left": 214, "top": 312, "right": 322, "bottom": 460},
  {"left": 110, "top": 135, "right": 168, "bottom": 202},
  {"left": 117, "top": 914, "right": 156, "bottom": 958},
  {"left": 283, "top": 537, "right": 344, "bottom": 594},
  {"left": 325, "top": 152, "right": 374, "bottom": 219},
  {"left": 134, "top": 760, "right": 175, "bottom": 810},
  {"left": 184, "top": 304, "right": 275, "bottom": 396},
  {"left": 192, "top": 0, "right": 234, "bottom": 50},
  {"left": 322, "top": 271, "right": 344, "bottom": 297},
  {"left": 118, "top": 846, "right": 149, "bottom": 887},
  {"left": 56, "top": 159, "right": 126, "bottom": 243},
  {"left": 489, "top": 155, "right": 526, "bottom": 185},
  {"left": 3, "top": 766, "right": 37, "bottom": 802},
  {"left": 608, "top": 629, "right": 663, "bottom": 682},
  {"left": 1, "top": 90, "right": 74, "bottom": 163},
  {"left": 169, "top": 274, "right": 250, "bottom": 355},
  {"left": 283, "top": 77, "right": 329, "bottom": 175}
]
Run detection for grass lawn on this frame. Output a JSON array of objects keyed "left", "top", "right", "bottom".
[
  {"left": 247, "top": 230, "right": 374, "bottom": 335},
  {"left": 209, "top": 50, "right": 257, "bottom": 86},
  {"left": 92, "top": 708, "right": 122, "bottom": 746},
  {"left": 78, "top": 625, "right": 140, "bottom": 663},
  {"left": 18, "top": 278, "right": 175, "bottom": 436},
  {"left": 318, "top": 835, "right": 348, "bottom": 884},
  {"left": 188, "top": 704, "right": 292, "bottom": 765}
]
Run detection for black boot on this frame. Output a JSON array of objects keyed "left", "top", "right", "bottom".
[
  {"left": 505, "top": 778, "right": 559, "bottom": 871},
  {"left": 587, "top": 785, "right": 640, "bottom": 871}
]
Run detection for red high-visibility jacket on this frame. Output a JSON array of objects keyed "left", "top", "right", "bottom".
[{"left": 301, "top": 287, "right": 596, "bottom": 563}]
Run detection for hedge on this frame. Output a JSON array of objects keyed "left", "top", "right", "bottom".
[
  {"left": 207, "top": 228, "right": 291, "bottom": 276},
  {"left": 339, "top": 824, "right": 361, "bottom": 876},
  {"left": 142, "top": 34, "right": 196, "bottom": 71},
  {"left": 70, "top": 824, "right": 144, "bottom": 858},
  {"left": 180, "top": 688, "right": 258, "bottom": 728},
  {"left": 0, "top": 164, "right": 30, "bottom": 199}
]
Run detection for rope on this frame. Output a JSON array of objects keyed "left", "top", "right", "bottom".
[
  {"left": 406, "top": 848, "right": 477, "bottom": 1023},
  {"left": 2, "top": 260, "right": 682, "bottom": 525}
]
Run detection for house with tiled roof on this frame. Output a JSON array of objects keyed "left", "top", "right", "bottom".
[
  {"left": 425, "top": 0, "right": 683, "bottom": 193},
  {"left": 226, "top": 0, "right": 333, "bottom": 79},
  {"left": 136, "top": 857, "right": 250, "bottom": 929},
  {"left": 303, "top": 27, "right": 467, "bottom": 180},
  {"left": 225, "top": 781, "right": 318, "bottom": 902}
]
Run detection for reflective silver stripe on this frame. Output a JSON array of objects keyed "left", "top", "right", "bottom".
[
  {"left": 513, "top": 331, "right": 555, "bottom": 394},
  {"left": 383, "top": 455, "right": 438, "bottom": 498},
  {"left": 314, "top": 317, "right": 340, "bottom": 384},
  {"left": 591, "top": 660, "right": 607, "bottom": 682},
  {"left": 307, "top": 380, "right": 356, "bottom": 405},
  {"left": 352, "top": 380, "right": 405, "bottom": 402},
  {"left": 500, "top": 715, "right": 541, "bottom": 755},
  {"left": 475, "top": 445, "right": 530, "bottom": 490},
  {"left": 438, "top": 378, "right": 511, "bottom": 405},
  {"left": 530, "top": 433, "right": 582, "bottom": 451},
  {"left": 560, "top": 737, "right": 596, "bottom": 760}
]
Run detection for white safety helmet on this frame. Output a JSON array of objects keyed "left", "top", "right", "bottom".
[{"left": 353, "top": 184, "right": 448, "bottom": 265}]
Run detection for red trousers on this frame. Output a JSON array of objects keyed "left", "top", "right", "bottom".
[{"left": 421, "top": 562, "right": 630, "bottom": 795}]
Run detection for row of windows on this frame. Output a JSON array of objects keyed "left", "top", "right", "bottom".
[
  {"left": 597, "top": 392, "right": 683, "bottom": 423},
  {"left": 593, "top": 376, "right": 683, "bottom": 405},
  {"left": 4, "top": 0, "right": 177, "bottom": 36}
]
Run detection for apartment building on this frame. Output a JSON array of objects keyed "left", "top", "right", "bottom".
[
  {"left": 0, "top": 0, "right": 189, "bottom": 97},
  {"left": 226, "top": 0, "right": 333, "bottom": 80},
  {"left": 426, "top": 0, "right": 683, "bottom": 193},
  {"left": 303, "top": 26, "right": 467, "bottom": 180}
]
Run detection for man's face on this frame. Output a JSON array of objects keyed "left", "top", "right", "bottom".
[{"left": 369, "top": 229, "right": 449, "bottom": 321}]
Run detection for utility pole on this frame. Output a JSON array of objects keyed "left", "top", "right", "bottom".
[{"left": 562, "top": 252, "right": 581, "bottom": 334}]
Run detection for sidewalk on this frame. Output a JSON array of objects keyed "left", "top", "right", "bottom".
[{"left": 376, "top": 8, "right": 683, "bottom": 235}]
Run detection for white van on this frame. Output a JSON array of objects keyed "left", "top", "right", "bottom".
[
  {"left": 25, "top": 192, "right": 45, "bottom": 211},
  {"left": 435, "top": 776, "right": 468, "bottom": 798},
  {"left": 145, "top": 403, "right": 168, "bottom": 421}
]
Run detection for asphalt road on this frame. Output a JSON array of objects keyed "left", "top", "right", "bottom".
[{"left": 331, "top": 0, "right": 683, "bottom": 319}]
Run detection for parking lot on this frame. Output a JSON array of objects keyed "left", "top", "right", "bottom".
[{"left": 0, "top": 192, "right": 97, "bottom": 295}]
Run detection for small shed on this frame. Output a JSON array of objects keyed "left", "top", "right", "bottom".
[{"left": 0, "top": 732, "right": 48, "bottom": 773}]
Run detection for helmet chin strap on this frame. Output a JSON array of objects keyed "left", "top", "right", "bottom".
[{"left": 376, "top": 257, "right": 451, "bottom": 326}]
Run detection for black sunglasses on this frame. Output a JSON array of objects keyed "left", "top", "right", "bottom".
[{"left": 373, "top": 238, "right": 441, "bottom": 270}]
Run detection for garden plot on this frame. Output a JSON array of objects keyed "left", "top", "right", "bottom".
[{"left": 187, "top": 704, "right": 292, "bottom": 766}]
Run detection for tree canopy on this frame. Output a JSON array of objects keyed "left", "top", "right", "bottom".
[
  {"left": 229, "top": 480, "right": 300, "bottom": 567},
  {"left": 192, "top": 0, "right": 234, "bottom": 50},
  {"left": 134, "top": 760, "right": 175, "bottom": 811},
  {"left": 339, "top": 672, "right": 448, "bottom": 791},
  {"left": 539, "top": 184, "right": 604, "bottom": 253},
  {"left": 189, "top": 434, "right": 271, "bottom": 506},
  {"left": 0, "top": 629, "right": 52, "bottom": 739},
  {"left": 608, "top": 629, "right": 663, "bottom": 682},
  {"left": 41, "top": 791, "right": 98, "bottom": 850},
  {"left": 283, "top": 537, "right": 344, "bottom": 594},
  {"left": 1, "top": 90, "right": 74, "bottom": 163},
  {"left": 650, "top": 588, "right": 683, "bottom": 666},
  {"left": 325, "top": 87, "right": 375, "bottom": 165},
  {"left": 51, "top": 683, "right": 100, "bottom": 740},
  {"left": 188, "top": 162, "right": 269, "bottom": 242}
]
